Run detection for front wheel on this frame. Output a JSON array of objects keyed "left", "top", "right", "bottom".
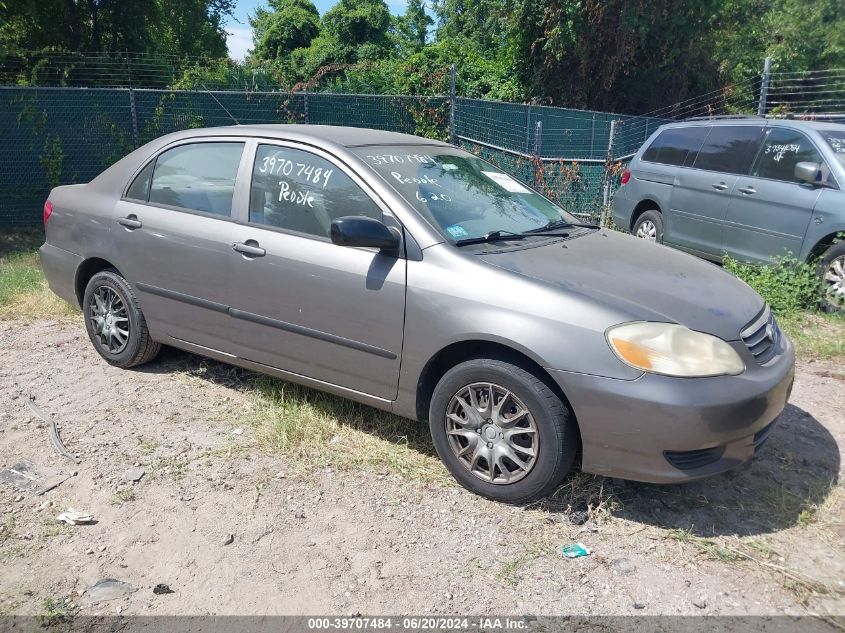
[
  {"left": 429, "top": 358, "right": 578, "bottom": 504},
  {"left": 819, "top": 242, "right": 845, "bottom": 312}
]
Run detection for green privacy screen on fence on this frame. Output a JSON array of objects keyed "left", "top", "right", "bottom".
[{"left": 0, "top": 86, "right": 666, "bottom": 228}]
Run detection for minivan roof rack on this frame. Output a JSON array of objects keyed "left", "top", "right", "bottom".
[{"left": 685, "top": 114, "right": 765, "bottom": 121}]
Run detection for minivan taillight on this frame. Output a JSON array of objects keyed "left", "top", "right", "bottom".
[
  {"left": 43, "top": 200, "right": 53, "bottom": 226},
  {"left": 620, "top": 169, "right": 631, "bottom": 185}
]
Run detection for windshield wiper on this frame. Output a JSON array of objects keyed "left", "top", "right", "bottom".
[
  {"left": 526, "top": 219, "right": 600, "bottom": 233},
  {"left": 454, "top": 228, "right": 571, "bottom": 247},
  {"left": 454, "top": 230, "right": 528, "bottom": 247}
]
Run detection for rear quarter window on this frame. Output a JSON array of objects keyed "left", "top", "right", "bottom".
[{"left": 641, "top": 127, "right": 709, "bottom": 166}]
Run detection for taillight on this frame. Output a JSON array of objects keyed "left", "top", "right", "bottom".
[
  {"left": 43, "top": 200, "right": 53, "bottom": 226},
  {"left": 620, "top": 169, "right": 631, "bottom": 185}
]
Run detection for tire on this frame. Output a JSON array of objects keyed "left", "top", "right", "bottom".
[
  {"left": 429, "top": 357, "right": 578, "bottom": 504},
  {"left": 632, "top": 209, "right": 664, "bottom": 243},
  {"left": 82, "top": 269, "right": 160, "bottom": 368},
  {"left": 818, "top": 241, "right": 845, "bottom": 312}
]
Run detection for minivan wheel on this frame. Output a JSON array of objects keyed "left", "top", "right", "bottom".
[
  {"left": 819, "top": 242, "right": 845, "bottom": 312},
  {"left": 82, "top": 270, "right": 160, "bottom": 368},
  {"left": 633, "top": 209, "right": 664, "bottom": 242},
  {"left": 429, "top": 358, "right": 578, "bottom": 504}
]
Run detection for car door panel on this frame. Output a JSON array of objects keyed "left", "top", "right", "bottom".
[
  {"left": 227, "top": 228, "right": 406, "bottom": 398},
  {"left": 666, "top": 124, "right": 765, "bottom": 257},
  {"left": 111, "top": 140, "right": 246, "bottom": 350},
  {"left": 722, "top": 127, "right": 825, "bottom": 263},
  {"left": 225, "top": 141, "right": 407, "bottom": 400}
]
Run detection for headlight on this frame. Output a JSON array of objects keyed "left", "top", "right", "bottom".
[{"left": 606, "top": 322, "right": 745, "bottom": 377}]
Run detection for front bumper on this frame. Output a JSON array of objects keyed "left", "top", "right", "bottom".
[{"left": 549, "top": 336, "right": 795, "bottom": 483}]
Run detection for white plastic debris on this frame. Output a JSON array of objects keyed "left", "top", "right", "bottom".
[{"left": 56, "top": 508, "right": 94, "bottom": 525}]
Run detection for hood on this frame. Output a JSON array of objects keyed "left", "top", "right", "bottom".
[{"left": 477, "top": 230, "right": 764, "bottom": 341}]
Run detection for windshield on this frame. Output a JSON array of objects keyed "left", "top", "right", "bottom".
[
  {"left": 352, "top": 145, "right": 578, "bottom": 242},
  {"left": 822, "top": 131, "right": 845, "bottom": 168}
]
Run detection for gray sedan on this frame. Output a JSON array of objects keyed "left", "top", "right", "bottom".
[{"left": 40, "top": 125, "right": 795, "bottom": 503}]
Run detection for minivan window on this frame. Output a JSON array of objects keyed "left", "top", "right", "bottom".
[
  {"left": 692, "top": 125, "right": 764, "bottom": 174},
  {"left": 822, "top": 131, "right": 845, "bottom": 168},
  {"left": 125, "top": 160, "right": 154, "bottom": 201},
  {"left": 148, "top": 142, "right": 244, "bottom": 216},
  {"left": 641, "top": 127, "right": 709, "bottom": 167},
  {"left": 751, "top": 127, "right": 823, "bottom": 183},
  {"left": 249, "top": 144, "right": 383, "bottom": 238}
]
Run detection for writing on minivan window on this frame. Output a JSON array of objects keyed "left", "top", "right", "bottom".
[
  {"left": 258, "top": 154, "right": 333, "bottom": 188},
  {"left": 765, "top": 143, "right": 801, "bottom": 162}
]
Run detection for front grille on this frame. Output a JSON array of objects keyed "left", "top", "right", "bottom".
[
  {"left": 741, "top": 307, "right": 781, "bottom": 365},
  {"left": 664, "top": 446, "right": 726, "bottom": 471}
]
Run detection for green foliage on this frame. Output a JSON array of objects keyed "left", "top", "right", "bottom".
[
  {"left": 251, "top": 0, "right": 321, "bottom": 60},
  {"left": 394, "top": 0, "right": 433, "bottom": 54},
  {"left": 0, "top": 0, "right": 234, "bottom": 59},
  {"left": 723, "top": 254, "right": 821, "bottom": 314},
  {"left": 39, "top": 134, "right": 63, "bottom": 187}
]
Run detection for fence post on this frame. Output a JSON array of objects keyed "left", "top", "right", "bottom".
[
  {"left": 533, "top": 120, "right": 542, "bottom": 157},
  {"left": 128, "top": 88, "right": 139, "bottom": 149},
  {"left": 601, "top": 119, "right": 618, "bottom": 225},
  {"left": 525, "top": 104, "right": 532, "bottom": 154},
  {"left": 448, "top": 63, "right": 457, "bottom": 144},
  {"left": 757, "top": 57, "right": 772, "bottom": 116},
  {"left": 304, "top": 89, "right": 309, "bottom": 124}
]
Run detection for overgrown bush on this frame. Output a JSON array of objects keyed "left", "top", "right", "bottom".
[{"left": 723, "top": 254, "right": 820, "bottom": 314}]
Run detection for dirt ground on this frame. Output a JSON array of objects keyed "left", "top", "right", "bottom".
[{"left": 1, "top": 317, "right": 844, "bottom": 621}]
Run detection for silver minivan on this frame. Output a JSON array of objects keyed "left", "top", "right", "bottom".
[{"left": 612, "top": 118, "right": 845, "bottom": 308}]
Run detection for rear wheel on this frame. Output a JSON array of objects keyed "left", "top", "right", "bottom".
[
  {"left": 429, "top": 358, "right": 578, "bottom": 504},
  {"left": 819, "top": 242, "right": 845, "bottom": 312},
  {"left": 82, "top": 270, "right": 160, "bottom": 367},
  {"left": 633, "top": 209, "right": 664, "bottom": 243}
]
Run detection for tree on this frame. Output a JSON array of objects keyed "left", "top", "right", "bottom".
[
  {"left": 395, "top": 0, "right": 433, "bottom": 53},
  {"left": 250, "top": 0, "right": 320, "bottom": 60},
  {"left": 0, "top": 0, "right": 234, "bottom": 58},
  {"left": 322, "top": 0, "right": 391, "bottom": 51}
]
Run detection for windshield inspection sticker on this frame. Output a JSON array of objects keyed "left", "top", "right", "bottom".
[
  {"left": 445, "top": 225, "right": 469, "bottom": 238},
  {"left": 482, "top": 171, "right": 531, "bottom": 193},
  {"left": 442, "top": 163, "right": 459, "bottom": 171}
]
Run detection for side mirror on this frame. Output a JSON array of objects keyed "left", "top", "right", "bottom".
[
  {"left": 794, "top": 161, "right": 822, "bottom": 184},
  {"left": 330, "top": 216, "right": 400, "bottom": 251}
]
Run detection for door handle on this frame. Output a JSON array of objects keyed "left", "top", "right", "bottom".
[
  {"left": 711, "top": 182, "right": 729, "bottom": 191},
  {"left": 232, "top": 241, "right": 266, "bottom": 258},
  {"left": 117, "top": 215, "right": 142, "bottom": 230},
  {"left": 737, "top": 186, "right": 757, "bottom": 195}
]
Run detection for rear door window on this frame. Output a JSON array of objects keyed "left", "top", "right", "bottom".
[
  {"left": 148, "top": 142, "right": 245, "bottom": 216},
  {"left": 692, "top": 125, "right": 764, "bottom": 175},
  {"left": 751, "top": 127, "right": 824, "bottom": 183},
  {"left": 641, "top": 127, "right": 709, "bottom": 166}
]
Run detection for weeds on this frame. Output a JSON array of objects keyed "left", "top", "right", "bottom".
[
  {"left": 723, "top": 254, "right": 821, "bottom": 313},
  {"left": 668, "top": 528, "right": 741, "bottom": 563},
  {"left": 245, "top": 375, "right": 447, "bottom": 482},
  {"left": 37, "top": 597, "right": 75, "bottom": 627},
  {"left": 111, "top": 487, "right": 136, "bottom": 504}
]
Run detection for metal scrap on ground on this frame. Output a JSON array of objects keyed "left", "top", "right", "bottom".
[{"left": 26, "top": 398, "right": 82, "bottom": 464}]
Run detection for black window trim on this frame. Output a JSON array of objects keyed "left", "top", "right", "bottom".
[
  {"left": 746, "top": 126, "right": 840, "bottom": 190},
  {"left": 120, "top": 137, "right": 249, "bottom": 222},
  {"left": 242, "top": 137, "right": 402, "bottom": 246}
]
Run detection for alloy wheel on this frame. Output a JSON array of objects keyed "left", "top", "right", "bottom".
[
  {"left": 445, "top": 382, "right": 538, "bottom": 484},
  {"left": 824, "top": 255, "right": 845, "bottom": 307},
  {"left": 89, "top": 286, "right": 130, "bottom": 354}
]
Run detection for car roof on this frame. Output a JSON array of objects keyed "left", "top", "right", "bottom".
[
  {"left": 169, "top": 124, "right": 451, "bottom": 149},
  {"left": 659, "top": 118, "right": 845, "bottom": 133}
]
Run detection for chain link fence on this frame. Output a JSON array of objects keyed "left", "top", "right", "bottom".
[{"left": 1, "top": 85, "right": 658, "bottom": 228}]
